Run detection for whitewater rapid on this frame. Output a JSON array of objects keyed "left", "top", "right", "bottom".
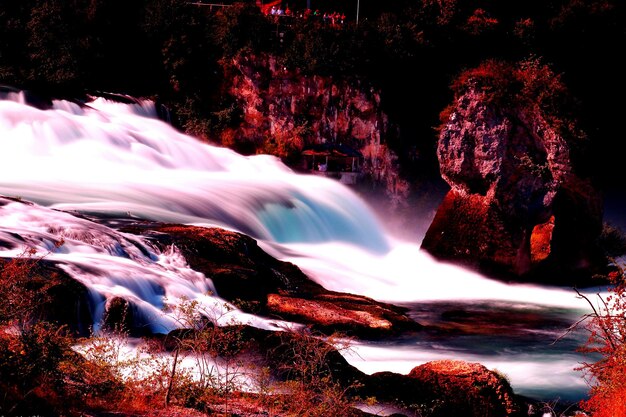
[
  {"left": 0, "top": 92, "right": 591, "bottom": 306},
  {"left": 0, "top": 94, "right": 388, "bottom": 252},
  {"left": 0, "top": 93, "right": 596, "bottom": 400}
]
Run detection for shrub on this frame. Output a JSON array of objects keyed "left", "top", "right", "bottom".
[
  {"left": 259, "top": 124, "right": 307, "bottom": 163},
  {"left": 597, "top": 223, "right": 626, "bottom": 258},
  {"left": 156, "top": 297, "right": 254, "bottom": 413},
  {"left": 0, "top": 249, "right": 117, "bottom": 415},
  {"left": 576, "top": 267, "right": 626, "bottom": 417},
  {"left": 0, "top": 249, "right": 51, "bottom": 329},
  {"left": 419, "top": 0, "right": 459, "bottom": 26},
  {"left": 263, "top": 329, "right": 360, "bottom": 417},
  {"left": 463, "top": 9, "right": 499, "bottom": 36},
  {"left": 211, "top": 2, "right": 271, "bottom": 58},
  {"left": 0, "top": 322, "right": 85, "bottom": 415}
]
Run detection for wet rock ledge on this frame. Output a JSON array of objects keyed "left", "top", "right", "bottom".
[{"left": 126, "top": 224, "right": 421, "bottom": 338}]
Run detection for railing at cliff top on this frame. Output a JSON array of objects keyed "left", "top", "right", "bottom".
[
  {"left": 188, "top": 0, "right": 349, "bottom": 28},
  {"left": 189, "top": 2, "right": 231, "bottom": 9}
]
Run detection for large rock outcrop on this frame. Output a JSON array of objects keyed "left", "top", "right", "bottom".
[
  {"left": 0, "top": 256, "right": 92, "bottom": 335},
  {"left": 422, "top": 62, "right": 603, "bottom": 282}
]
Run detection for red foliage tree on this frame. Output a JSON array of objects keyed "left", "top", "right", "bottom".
[{"left": 577, "top": 268, "right": 626, "bottom": 416}]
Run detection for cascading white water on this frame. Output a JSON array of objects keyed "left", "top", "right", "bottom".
[
  {"left": 0, "top": 93, "right": 597, "bottom": 401},
  {"left": 0, "top": 198, "right": 295, "bottom": 333},
  {"left": 0, "top": 95, "right": 389, "bottom": 252}
]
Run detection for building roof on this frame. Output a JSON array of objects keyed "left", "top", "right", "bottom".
[{"left": 302, "top": 143, "right": 363, "bottom": 158}]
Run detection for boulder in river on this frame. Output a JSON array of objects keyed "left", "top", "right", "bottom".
[{"left": 422, "top": 60, "right": 604, "bottom": 283}]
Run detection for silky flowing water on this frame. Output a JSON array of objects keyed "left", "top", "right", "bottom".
[{"left": 0, "top": 92, "right": 599, "bottom": 401}]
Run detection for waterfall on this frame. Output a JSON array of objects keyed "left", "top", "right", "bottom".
[
  {"left": 0, "top": 197, "right": 294, "bottom": 333},
  {"left": 0, "top": 93, "right": 598, "bottom": 400},
  {"left": 0, "top": 92, "right": 593, "bottom": 306},
  {"left": 0, "top": 94, "right": 389, "bottom": 252}
]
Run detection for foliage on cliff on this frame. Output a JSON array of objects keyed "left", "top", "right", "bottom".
[
  {"left": 446, "top": 59, "right": 575, "bottom": 125},
  {"left": 0, "top": 252, "right": 362, "bottom": 416},
  {"left": 442, "top": 58, "right": 589, "bottom": 171}
]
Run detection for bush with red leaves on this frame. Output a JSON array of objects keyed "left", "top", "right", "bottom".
[{"left": 577, "top": 268, "right": 626, "bottom": 417}]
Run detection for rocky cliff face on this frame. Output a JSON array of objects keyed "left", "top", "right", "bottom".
[
  {"left": 219, "top": 53, "right": 409, "bottom": 203},
  {"left": 422, "top": 80, "right": 604, "bottom": 282}
]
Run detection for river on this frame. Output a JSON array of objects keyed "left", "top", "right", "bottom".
[{"left": 0, "top": 92, "right": 599, "bottom": 402}]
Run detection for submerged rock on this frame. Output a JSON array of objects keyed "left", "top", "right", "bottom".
[
  {"left": 100, "top": 296, "right": 156, "bottom": 337},
  {"left": 266, "top": 292, "right": 419, "bottom": 337}
]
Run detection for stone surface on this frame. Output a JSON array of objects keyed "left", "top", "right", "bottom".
[
  {"left": 22, "top": 261, "right": 92, "bottom": 335},
  {"left": 102, "top": 296, "right": 137, "bottom": 335},
  {"left": 266, "top": 292, "right": 419, "bottom": 336},
  {"left": 140, "top": 224, "right": 324, "bottom": 301},
  {"left": 128, "top": 224, "right": 420, "bottom": 337},
  {"left": 422, "top": 83, "right": 603, "bottom": 282},
  {"left": 359, "top": 359, "right": 521, "bottom": 417},
  {"left": 530, "top": 215, "right": 554, "bottom": 264},
  {"left": 407, "top": 360, "right": 518, "bottom": 417}
]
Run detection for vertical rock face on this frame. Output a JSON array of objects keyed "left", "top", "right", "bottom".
[
  {"left": 221, "top": 53, "right": 408, "bottom": 200},
  {"left": 422, "top": 82, "right": 603, "bottom": 282}
]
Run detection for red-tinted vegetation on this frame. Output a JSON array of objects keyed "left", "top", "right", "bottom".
[
  {"left": 578, "top": 268, "right": 626, "bottom": 417},
  {"left": 0, "top": 252, "right": 362, "bottom": 416}
]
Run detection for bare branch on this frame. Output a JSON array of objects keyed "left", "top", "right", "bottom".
[{"left": 551, "top": 313, "right": 593, "bottom": 345}]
